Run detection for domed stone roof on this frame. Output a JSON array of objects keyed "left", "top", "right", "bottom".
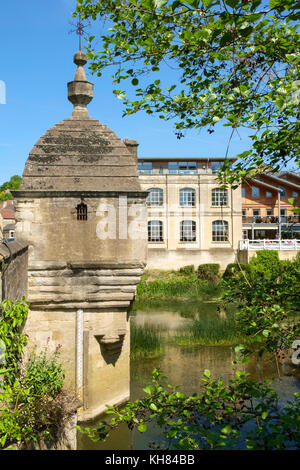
[{"left": 20, "top": 51, "right": 141, "bottom": 193}]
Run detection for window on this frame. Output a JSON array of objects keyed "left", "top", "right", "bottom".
[
  {"left": 168, "top": 161, "right": 197, "bottom": 174},
  {"left": 266, "top": 209, "right": 273, "bottom": 217},
  {"left": 279, "top": 186, "right": 286, "bottom": 197},
  {"left": 252, "top": 186, "right": 260, "bottom": 198},
  {"left": 241, "top": 187, "right": 246, "bottom": 197},
  {"left": 280, "top": 209, "right": 287, "bottom": 217},
  {"left": 148, "top": 221, "right": 163, "bottom": 242},
  {"left": 180, "top": 221, "right": 196, "bottom": 242},
  {"left": 253, "top": 209, "right": 260, "bottom": 216},
  {"left": 212, "top": 188, "right": 228, "bottom": 207},
  {"left": 147, "top": 188, "right": 163, "bottom": 206},
  {"left": 242, "top": 209, "right": 246, "bottom": 218},
  {"left": 77, "top": 202, "right": 88, "bottom": 221},
  {"left": 138, "top": 162, "right": 153, "bottom": 174},
  {"left": 212, "top": 220, "right": 228, "bottom": 242},
  {"left": 211, "top": 161, "right": 224, "bottom": 174},
  {"left": 292, "top": 191, "right": 298, "bottom": 198},
  {"left": 266, "top": 191, "right": 272, "bottom": 198},
  {"left": 179, "top": 188, "right": 196, "bottom": 207}
]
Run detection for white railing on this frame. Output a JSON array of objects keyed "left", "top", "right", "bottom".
[{"left": 239, "top": 239, "right": 300, "bottom": 251}]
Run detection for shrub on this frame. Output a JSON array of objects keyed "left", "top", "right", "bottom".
[
  {"left": 0, "top": 298, "right": 29, "bottom": 384},
  {"left": 222, "top": 263, "right": 248, "bottom": 279},
  {"left": 0, "top": 299, "right": 74, "bottom": 450},
  {"left": 23, "top": 347, "right": 65, "bottom": 398},
  {"left": 249, "top": 250, "right": 280, "bottom": 278},
  {"left": 197, "top": 264, "right": 220, "bottom": 282},
  {"left": 179, "top": 265, "right": 195, "bottom": 275}
]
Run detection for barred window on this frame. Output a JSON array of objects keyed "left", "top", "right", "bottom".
[
  {"left": 212, "top": 188, "right": 228, "bottom": 207},
  {"left": 179, "top": 188, "right": 196, "bottom": 207},
  {"left": 180, "top": 220, "right": 196, "bottom": 242},
  {"left": 77, "top": 202, "right": 88, "bottom": 221},
  {"left": 148, "top": 221, "right": 163, "bottom": 242},
  {"left": 147, "top": 188, "right": 163, "bottom": 206},
  {"left": 212, "top": 220, "right": 228, "bottom": 242}
]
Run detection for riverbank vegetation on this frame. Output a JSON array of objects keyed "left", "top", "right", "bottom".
[
  {"left": 0, "top": 299, "right": 75, "bottom": 450},
  {"left": 221, "top": 251, "right": 300, "bottom": 358},
  {"left": 130, "top": 324, "right": 163, "bottom": 359},
  {"left": 172, "top": 314, "right": 242, "bottom": 347},
  {"left": 135, "top": 266, "right": 222, "bottom": 304},
  {"left": 84, "top": 252, "right": 300, "bottom": 449}
]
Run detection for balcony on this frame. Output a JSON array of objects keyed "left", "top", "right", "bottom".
[
  {"left": 240, "top": 239, "right": 300, "bottom": 251},
  {"left": 242, "top": 216, "right": 300, "bottom": 225}
]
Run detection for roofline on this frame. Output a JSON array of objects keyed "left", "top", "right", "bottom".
[
  {"left": 138, "top": 157, "right": 236, "bottom": 162},
  {"left": 262, "top": 174, "right": 300, "bottom": 190},
  {"left": 278, "top": 171, "right": 300, "bottom": 181},
  {"left": 251, "top": 179, "right": 284, "bottom": 192}
]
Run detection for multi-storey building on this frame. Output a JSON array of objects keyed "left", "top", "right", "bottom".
[
  {"left": 137, "top": 156, "right": 242, "bottom": 270},
  {"left": 242, "top": 172, "right": 300, "bottom": 240}
]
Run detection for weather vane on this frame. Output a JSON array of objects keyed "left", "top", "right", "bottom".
[{"left": 69, "top": 14, "right": 89, "bottom": 51}]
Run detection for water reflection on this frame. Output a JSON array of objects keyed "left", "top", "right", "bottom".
[{"left": 77, "top": 302, "right": 300, "bottom": 450}]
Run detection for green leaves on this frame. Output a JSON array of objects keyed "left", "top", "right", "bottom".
[
  {"left": 137, "top": 423, "right": 147, "bottom": 432},
  {"left": 79, "top": 0, "right": 299, "bottom": 184},
  {"left": 154, "top": 0, "right": 168, "bottom": 7},
  {"left": 80, "top": 367, "right": 300, "bottom": 450}
]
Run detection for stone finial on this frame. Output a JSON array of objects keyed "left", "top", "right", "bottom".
[{"left": 68, "top": 51, "right": 94, "bottom": 116}]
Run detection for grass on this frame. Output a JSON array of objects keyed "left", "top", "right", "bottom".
[
  {"left": 172, "top": 315, "right": 244, "bottom": 347},
  {"left": 130, "top": 323, "right": 164, "bottom": 359},
  {"left": 136, "top": 270, "right": 222, "bottom": 303}
]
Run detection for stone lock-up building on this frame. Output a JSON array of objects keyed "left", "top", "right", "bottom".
[{"left": 11, "top": 51, "right": 148, "bottom": 420}]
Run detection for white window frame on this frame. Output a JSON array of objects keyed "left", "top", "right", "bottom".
[
  {"left": 148, "top": 220, "right": 163, "bottom": 242},
  {"left": 147, "top": 188, "right": 163, "bottom": 206},
  {"left": 212, "top": 220, "right": 229, "bottom": 242},
  {"left": 180, "top": 220, "right": 196, "bottom": 242},
  {"left": 179, "top": 188, "right": 196, "bottom": 207},
  {"left": 212, "top": 188, "right": 228, "bottom": 207}
]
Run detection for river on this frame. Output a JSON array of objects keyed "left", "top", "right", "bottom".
[{"left": 77, "top": 301, "right": 300, "bottom": 450}]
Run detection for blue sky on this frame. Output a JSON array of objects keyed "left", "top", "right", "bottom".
[{"left": 0, "top": 0, "right": 257, "bottom": 185}]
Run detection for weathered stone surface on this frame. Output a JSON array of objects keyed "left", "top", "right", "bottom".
[
  {"left": 11, "top": 49, "right": 148, "bottom": 425},
  {"left": 0, "top": 242, "right": 28, "bottom": 303},
  {"left": 19, "top": 116, "right": 142, "bottom": 192}
]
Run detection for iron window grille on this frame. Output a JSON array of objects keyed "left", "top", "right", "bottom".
[{"left": 77, "top": 202, "right": 88, "bottom": 221}]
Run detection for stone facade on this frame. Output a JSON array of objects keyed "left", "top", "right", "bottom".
[
  {"left": 138, "top": 169, "right": 242, "bottom": 270},
  {"left": 11, "top": 51, "right": 148, "bottom": 421},
  {"left": 0, "top": 241, "right": 28, "bottom": 303}
]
